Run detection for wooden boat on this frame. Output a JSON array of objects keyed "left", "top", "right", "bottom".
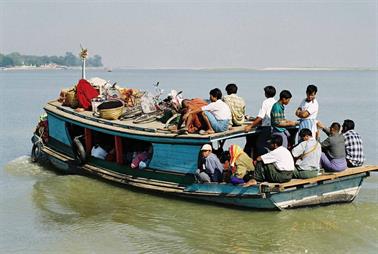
[{"left": 31, "top": 99, "right": 378, "bottom": 210}]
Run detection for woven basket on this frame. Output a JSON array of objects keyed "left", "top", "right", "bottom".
[
  {"left": 64, "top": 89, "right": 79, "bottom": 108},
  {"left": 98, "top": 100, "right": 124, "bottom": 120}
]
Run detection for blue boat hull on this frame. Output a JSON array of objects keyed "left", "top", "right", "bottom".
[{"left": 37, "top": 144, "right": 367, "bottom": 210}]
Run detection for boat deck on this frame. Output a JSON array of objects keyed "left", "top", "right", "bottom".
[
  {"left": 260, "top": 165, "right": 378, "bottom": 193},
  {"left": 45, "top": 100, "right": 250, "bottom": 141}
]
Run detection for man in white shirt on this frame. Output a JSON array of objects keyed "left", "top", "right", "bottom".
[
  {"left": 186, "top": 88, "right": 231, "bottom": 134},
  {"left": 291, "top": 128, "right": 321, "bottom": 179},
  {"left": 244, "top": 85, "right": 277, "bottom": 157},
  {"left": 295, "top": 85, "right": 319, "bottom": 141},
  {"left": 244, "top": 135, "right": 294, "bottom": 186}
]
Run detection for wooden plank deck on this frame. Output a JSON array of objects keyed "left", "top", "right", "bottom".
[{"left": 260, "top": 165, "right": 378, "bottom": 193}]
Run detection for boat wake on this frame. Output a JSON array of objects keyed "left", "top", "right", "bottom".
[{"left": 3, "top": 155, "right": 55, "bottom": 177}]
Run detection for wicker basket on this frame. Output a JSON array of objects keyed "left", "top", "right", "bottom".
[
  {"left": 98, "top": 100, "right": 124, "bottom": 120},
  {"left": 64, "top": 89, "right": 79, "bottom": 108}
]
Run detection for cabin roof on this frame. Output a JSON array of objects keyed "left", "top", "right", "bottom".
[{"left": 45, "top": 100, "right": 253, "bottom": 142}]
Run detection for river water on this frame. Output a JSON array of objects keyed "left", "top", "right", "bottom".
[{"left": 0, "top": 69, "right": 377, "bottom": 253}]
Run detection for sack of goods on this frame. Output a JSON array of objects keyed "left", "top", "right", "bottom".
[
  {"left": 141, "top": 92, "right": 156, "bottom": 114},
  {"left": 61, "top": 88, "right": 79, "bottom": 108}
]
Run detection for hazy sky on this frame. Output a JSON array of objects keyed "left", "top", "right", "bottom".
[{"left": 0, "top": 0, "right": 376, "bottom": 68}]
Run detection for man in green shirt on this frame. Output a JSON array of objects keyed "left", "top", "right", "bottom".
[{"left": 271, "top": 90, "right": 299, "bottom": 148}]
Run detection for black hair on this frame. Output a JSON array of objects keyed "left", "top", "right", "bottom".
[
  {"left": 279, "top": 90, "right": 292, "bottom": 100},
  {"left": 331, "top": 122, "right": 341, "bottom": 132},
  {"left": 306, "top": 84, "right": 318, "bottom": 95},
  {"left": 264, "top": 85, "right": 276, "bottom": 98},
  {"left": 210, "top": 88, "right": 222, "bottom": 100},
  {"left": 270, "top": 134, "right": 283, "bottom": 147},
  {"left": 299, "top": 128, "right": 312, "bottom": 138},
  {"left": 343, "top": 119, "right": 355, "bottom": 131},
  {"left": 225, "top": 83, "right": 238, "bottom": 95}
]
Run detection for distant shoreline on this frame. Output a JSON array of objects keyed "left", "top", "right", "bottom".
[{"left": 1, "top": 66, "right": 377, "bottom": 72}]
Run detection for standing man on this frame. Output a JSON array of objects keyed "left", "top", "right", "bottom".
[
  {"left": 223, "top": 83, "right": 246, "bottom": 126},
  {"left": 342, "top": 119, "right": 364, "bottom": 167},
  {"left": 291, "top": 128, "right": 321, "bottom": 179},
  {"left": 271, "top": 90, "right": 299, "bottom": 148},
  {"left": 295, "top": 85, "right": 319, "bottom": 140},
  {"left": 244, "top": 85, "right": 277, "bottom": 157}
]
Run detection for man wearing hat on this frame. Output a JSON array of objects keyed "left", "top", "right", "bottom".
[{"left": 196, "top": 144, "right": 224, "bottom": 183}]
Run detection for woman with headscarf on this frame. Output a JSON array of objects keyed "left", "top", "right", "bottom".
[{"left": 229, "top": 144, "right": 254, "bottom": 184}]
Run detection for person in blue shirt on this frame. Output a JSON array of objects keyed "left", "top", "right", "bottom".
[{"left": 195, "top": 144, "right": 224, "bottom": 183}]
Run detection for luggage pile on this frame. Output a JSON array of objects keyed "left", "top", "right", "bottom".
[{"left": 58, "top": 77, "right": 180, "bottom": 123}]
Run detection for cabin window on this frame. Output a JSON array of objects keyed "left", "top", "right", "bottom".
[{"left": 85, "top": 129, "right": 153, "bottom": 169}]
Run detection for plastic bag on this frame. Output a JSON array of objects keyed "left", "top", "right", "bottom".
[{"left": 140, "top": 92, "right": 156, "bottom": 113}]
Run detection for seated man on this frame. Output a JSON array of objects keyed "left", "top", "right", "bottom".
[
  {"left": 176, "top": 98, "right": 208, "bottom": 134},
  {"left": 342, "top": 119, "right": 364, "bottom": 167},
  {"left": 245, "top": 135, "right": 295, "bottom": 186},
  {"left": 291, "top": 128, "right": 321, "bottom": 179},
  {"left": 196, "top": 144, "right": 224, "bottom": 183},
  {"left": 318, "top": 122, "right": 347, "bottom": 172},
  {"left": 223, "top": 83, "right": 246, "bottom": 126},
  {"left": 228, "top": 144, "right": 254, "bottom": 184},
  {"left": 186, "top": 88, "right": 231, "bottom": 134}
]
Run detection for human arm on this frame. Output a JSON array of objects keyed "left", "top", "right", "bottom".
[
  {"left": 276, "top": 119, "right": 299, "bottom": 127},
  {"left": 291, "top": 142, "right": 305, "bottom": 158},
  {"left": 244, "top": 117, "right": 262, "bottom": 132},
  {"left": 317, "top": 121, "right": 331, "bottom": 136},
  {"left": 295, "top": 108, "right": 310, "bottom": 118},
  {"left": 321, "top": 137, "right": 331, "bottom": 150}
]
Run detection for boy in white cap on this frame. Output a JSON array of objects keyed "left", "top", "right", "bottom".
[{"left": 196, "top": 144, "right": 224, "bottom": 183}]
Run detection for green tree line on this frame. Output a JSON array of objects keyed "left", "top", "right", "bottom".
[{"left": 0, "top": 52, "right": 103, "bottom": 67}]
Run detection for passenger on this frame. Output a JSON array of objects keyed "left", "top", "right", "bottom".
[
  {"left": 91, "top": 144, "right": 108, "bottom": 159},
  {"left": 228, "top": 144, "right": 254, "bottom": 184},
  {"left": 196, "top": 144, "right": 224, "bottom": 183},
  {"left": 131, "top": 145, "right": 152, "bottom": 169},
  {"left": 318, "top": 122, "right": 347, "bottom": 172},
  {"left": 223, "top": 83, "right": 246, "bottom": 126},
  {"left": 342, "top": 119, "right": 364, "bottom": 167},
  {"left": 244, "top": 135, "right": 295, "bottom": 186},
  {"left": 189, "top": 88, "right": 231, "bottom": 134},
  {"left": 270, "top": 90, "right": 299, "bottom": 148},
  {"left": 244, "top": 85, "right": 277, "bottom": 157},
  {"left": 295, "top": 85, "right": 319, "bottom": 141},
  {"left": 176, "top": 98, "right": 208, "bottom": 134},
  {"left": 291, "top": 128, "right": 321, "bottom": 179}
]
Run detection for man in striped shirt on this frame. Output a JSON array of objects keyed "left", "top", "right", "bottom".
[
  {"left": 271, "top": 90, "right": 299, "bottom": 148},
  {"left": 223, "top": 83, "right": 246, "bottom": 126},
  {"left": 342, "top": 119, "right": 364, "bottom": 167}
]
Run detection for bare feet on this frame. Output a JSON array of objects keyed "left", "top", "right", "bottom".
[
  {"left": 199, "top": 130, "right": 215, "bottom": 135},
  {"left": 243, "top": 179, "right": 257, "bottom": 187}
]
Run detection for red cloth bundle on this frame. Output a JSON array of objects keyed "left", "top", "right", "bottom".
[{"left": 76, "top": 79, "right": 99, "bottom": 110}]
